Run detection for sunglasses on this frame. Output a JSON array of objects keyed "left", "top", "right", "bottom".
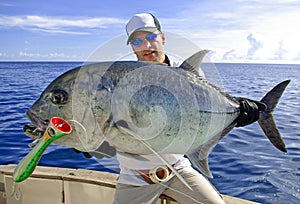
[{"left": 130, "top": 33, "right": 158, "bottom": 46}]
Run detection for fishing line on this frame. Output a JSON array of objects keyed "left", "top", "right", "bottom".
[
  {"left": 90, "top": 114, "right": 116, "bottom": 157},
  {"left": 11, "top": 182, "right": 21, "bottom": 200},
  {"left": 68, "top": 119, "right": 89, "bottom": 150},
  {"left": 69, "top": 118, "right": 113, "bottom": 156},
  {"left": 135, "top": 170, "right": 204, "bottom": 204},
  {"left": 116, "top": 125, "right": 192, "bottom": 191}
]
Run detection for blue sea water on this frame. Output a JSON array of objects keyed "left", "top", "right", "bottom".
[{"left": 0, "top": 62, "right": 299, "bottom": 203}]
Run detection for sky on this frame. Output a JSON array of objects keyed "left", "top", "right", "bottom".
[{"left": 1, "top": 0, "right": 300, "bottom": 63}]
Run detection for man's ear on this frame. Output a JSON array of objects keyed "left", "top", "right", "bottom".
[{"left": 161, "top": 33, "right": 166, "bottom": 44}]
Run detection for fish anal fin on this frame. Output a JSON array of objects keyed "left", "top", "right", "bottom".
[
  {"left": 187, "top": 152, "right": 213, "bottom": 178},
  {"left": 187, "top": 123, "right": 236, "bottom": 178},
  {"left": 186, "top": 136, "right": 220, "bottom": 178}
]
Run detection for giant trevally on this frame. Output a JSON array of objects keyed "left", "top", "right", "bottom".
[{"left": 23, "top": 50, "right": 290, "bottom": 177}]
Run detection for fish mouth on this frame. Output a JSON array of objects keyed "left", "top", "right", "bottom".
[{"left": 23, "top": 110, "right": 49, "bottom": 139}]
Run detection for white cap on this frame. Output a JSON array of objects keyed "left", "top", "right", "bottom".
[{"left": 126, "top": 13, "right": 161, "bottom": 44}]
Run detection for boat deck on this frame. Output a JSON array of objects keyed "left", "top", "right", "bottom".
[{"left": 0, "top": 165, "right": 259, "bottom": 204}]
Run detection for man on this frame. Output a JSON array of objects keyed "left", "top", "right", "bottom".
[
  {"left": 125, "top": 13, "right": 167, "bottom": 65},
  {"left": 113, "top": 13, "right": 265, "bottom": 204}
]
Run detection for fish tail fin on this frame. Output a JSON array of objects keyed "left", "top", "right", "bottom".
[{"left": 258, "top": 80, "right": 291, "bottom": 152}]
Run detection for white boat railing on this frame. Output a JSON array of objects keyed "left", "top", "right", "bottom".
[{"left": 0, "top": 165, "right": 259, "bottom": 204}]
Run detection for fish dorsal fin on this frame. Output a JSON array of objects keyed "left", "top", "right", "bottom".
[{"left": 179, "top": 50, "right": 209, "bottom": 74}]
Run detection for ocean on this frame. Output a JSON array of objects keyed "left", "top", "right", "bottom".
[{"left": 0, "top": 62, "right": 299, "bottom": 203}]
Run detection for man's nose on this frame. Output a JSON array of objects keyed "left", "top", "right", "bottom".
[{"left": 141, "top": 39, "right": 151, "bottom": 48}]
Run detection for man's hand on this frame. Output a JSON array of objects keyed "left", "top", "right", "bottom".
[{"left": 235, "top": 98, "right": 267, "bottom": 127}]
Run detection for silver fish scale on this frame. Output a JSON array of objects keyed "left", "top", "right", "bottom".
[
  {"left": 107, "top": 62, "right": 240, "bottom": 154},
  {"left": 27, "top": 60, "right": 239, "bottom": 154}
]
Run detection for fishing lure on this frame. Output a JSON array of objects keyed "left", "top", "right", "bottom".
[{"left": 13, "top": 117, "right": 72, "bottom": 182}]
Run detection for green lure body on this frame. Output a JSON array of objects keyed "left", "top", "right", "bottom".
[{"left": 13, "top": 117, "right": 72, "bottom": 182}]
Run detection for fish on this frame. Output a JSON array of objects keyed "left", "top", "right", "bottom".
[{"left": 23, "top": 50, "right": 290, "bottom": 177}]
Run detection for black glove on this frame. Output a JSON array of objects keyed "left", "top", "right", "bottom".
[
  {"left": 72, "top": 148, "right": 92, "bottom": 158},
  {"left": 235, "top": 98, "right": 267, "bottom": 127}
]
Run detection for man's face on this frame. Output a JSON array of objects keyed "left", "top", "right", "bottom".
[{"left": 130, "top": 31, "right": 166, "bottom": 63}]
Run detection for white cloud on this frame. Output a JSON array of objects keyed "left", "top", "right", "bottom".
[
  {"left": 0, "top": 52, "right": 8, "bottom": 57},
  {"left": 165, "top": 0, "right": 300, "bottom": 63},
  {"left": 0, "top": 15, "right": 126, "bottom": 35},
  {"left": 17, "top": 51, "right": 84, "bottom": 61},
  {"left": 246, "top": 34, "right": 262, "bottom": 59},
  {"left": 1, "top": 1, "right": 300, "bottom": 63},
  {"left": 28, "top": 27, "right": 91, "bottom": 35},
  {"left": 0, "top": 2, "right": 13, "bottom": 7}
]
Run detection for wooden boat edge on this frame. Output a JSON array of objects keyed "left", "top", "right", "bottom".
[{"left": 0, "top": 164, "right": 259, "bottom": 204}]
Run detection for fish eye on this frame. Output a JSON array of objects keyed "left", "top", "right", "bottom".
[{"left": 49, "top": 89, "right": 68, "bottom": 105}]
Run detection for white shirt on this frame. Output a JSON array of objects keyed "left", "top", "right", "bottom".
[{"left": 117, "top": 152, "right": 191, "bottom": 186}]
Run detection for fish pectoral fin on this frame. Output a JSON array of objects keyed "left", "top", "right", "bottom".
[
  {"left": 115, "top": 120, "right": 130, "bottom": 129},
  {"left": 91, "top": 141, "right": 117, "bottom": 158},
  {"left": 115, "top": 120, "right": 141, "bottom": 139},
  {"left": 118, "top": 152, "right": 150, "bottom": 162},
  {"left": 187, "top": 153, "right": 213, "bottom": 178},
  {"left": 114, "top": 120, "right": 139, "bottom": 139}
]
